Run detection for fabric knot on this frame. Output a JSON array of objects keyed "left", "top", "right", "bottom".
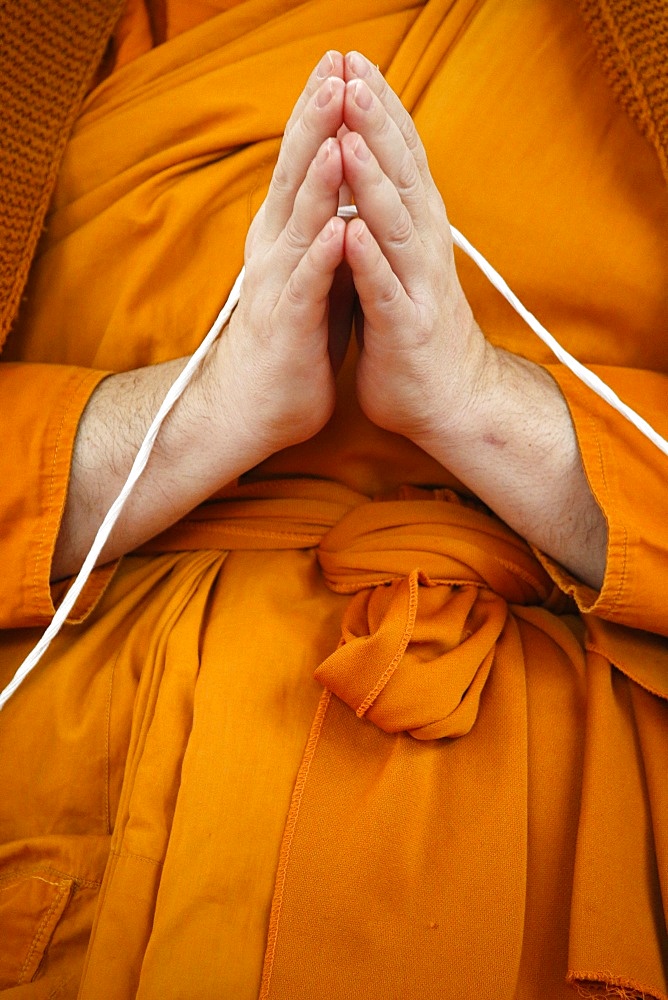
[
  {"left": 317, "top": 489, "right": 559, "bottom": 603},
  {"left": 315, "top": 568, "right": 509, "bottom": 740},
  {"left": 314, "top": 489, "right": 563, "bottom": 739}
]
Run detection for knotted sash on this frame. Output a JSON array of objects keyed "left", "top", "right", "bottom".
[
  {"left": 148, "top": 483, "right": 549, "bottom": 993},
  {"left": 143, "top": 478, "right": 668, "bottom": 997},
  {"left": 260, "top": 486, "right": 561, "bottom": 997},
  {"left": 314, "top": 485, "right": 564, "bottom": 740}
]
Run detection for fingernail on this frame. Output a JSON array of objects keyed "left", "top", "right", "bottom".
[
  {"left": 352, "top": 218, "right": 368, "bottom": 243},
  {"left": 321, "top": 219, "right": 338, "bottom": 241},
  {"left": 315, "top": 79, "right": 334, "bottom": 108},
  {"left": 347, "top": 51, "right": 371, "bottom": 78},
  {"left": 352, "top": 135, "right": 370, "bottom": 161},
  {"left": 316, "top": 51, "right": 334, "bottom": 80},
  {"left": 352, "top": 80, "right": 372, "bottom": 111},
  {"left": 316, "top": 138, "right": 333, "bottom": 165}
]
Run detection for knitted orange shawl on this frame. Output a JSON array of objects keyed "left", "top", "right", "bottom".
[{"left": 0, "top": 0, "right": 125, "bottom": 349}]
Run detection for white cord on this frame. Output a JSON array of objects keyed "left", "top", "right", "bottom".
[
  {"left": 449, "top": 225, "right": 668, "bottom": 457},
  {"left": 0, "top": 268, "right": 245, "bottom": 710},
  {"left": 1, "top": 222, "right": 666, "bottom": 709}
]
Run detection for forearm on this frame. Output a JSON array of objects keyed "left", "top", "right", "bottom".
[
  {"left": 337, "top": 54, "right": 609, "bottom": 591},
  {"left": 51, "top": 341, "right": 265, "bottom": 580},
  {"left": 53, "top": 61, "right": 351, "bottom": 582},
  {"left": 417, "top": 344, "right": 608, "bottom": 590}
]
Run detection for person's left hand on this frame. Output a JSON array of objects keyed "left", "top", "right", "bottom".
[
  {"left": 339, "top": 51, "right": 496, "bottom": 450},
  {"left": 333, "top": 52, "right": 607, "bottom": 591}
]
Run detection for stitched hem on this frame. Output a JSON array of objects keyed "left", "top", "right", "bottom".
[
  {"left": 539, "top": 364, "right": 629, "bottom": 620},
  {"left": 29, "top": 367, "right": 112, "bottom": 624},
  {"left": 259, "top": 688, "right": 332, "bottom": 1000}
]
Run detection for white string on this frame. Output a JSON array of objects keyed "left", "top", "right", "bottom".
[
  {"left": 450, "top": 225, "right": 668, "bottom": 457},
  {"left": 1, "top": 221, "right": 666, "bottom": 709},
  {"left": 0, "top": 268, "right": 245, "bottom": 710}
]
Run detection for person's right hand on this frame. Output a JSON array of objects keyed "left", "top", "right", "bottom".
[
  {"left": 53, "top": 53, "right": 355, "bottom": 579},
  {"left": 217, "top": 51, "right": 352, "bottom": 458}
]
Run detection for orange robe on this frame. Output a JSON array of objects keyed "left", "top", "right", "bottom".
[{"left": 1, "top": 0, "right": 667, "bottom": 997}]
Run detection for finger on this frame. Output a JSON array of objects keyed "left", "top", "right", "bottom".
[
  {"left": 340, "top": 131, "right": 427, "bottom": 293},
  {"left": 260, "top": 76, "right": 345, "bottom": 245},
  {"left": 344, "top": 217, "right": 413, "bottom": 339},
  {"left": 343, "top": 78, "right": 432, "bottom": 236},
  {"left": 246, "top": 55, "right": 345, "bottom": 259},
  {"left": 275, "top": 217, "right": 346, "bottom": 339},
  {"left": 271, "top": 136, "right": 343, "bottom": 285},
  {"left": 284, "top": 51, "right": 345, "bottom": 135},
  {"left": 344, "top": 51, "right": 443, "bottom": 212}
]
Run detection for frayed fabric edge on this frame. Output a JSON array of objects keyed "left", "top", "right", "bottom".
[{"left": 568, "top": 971, "right": 668, "bottom": 1000}]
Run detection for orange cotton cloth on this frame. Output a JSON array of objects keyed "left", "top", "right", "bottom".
[{"left": 1, "top": 0, "right": 668, "bottom": 998}]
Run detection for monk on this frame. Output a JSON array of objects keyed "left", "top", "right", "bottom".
[{"left": 0, "top": 1, "right": 667, "bottom": 997}]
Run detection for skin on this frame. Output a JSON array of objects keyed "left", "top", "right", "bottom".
[{"left": 52, "top": 50, "right": 608, "bottom": 589}]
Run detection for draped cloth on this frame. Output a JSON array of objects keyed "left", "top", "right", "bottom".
[
  {"left": 1, "top": 0, "right": 668, "bottom": 997},
  {"left": 79, "top": 480, "right": 668, "bottom": 999}
]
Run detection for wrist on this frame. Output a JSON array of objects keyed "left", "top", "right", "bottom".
[
  {"left": 205, "top": 324, "right": 337, "bottom": 465},
  {"left": 408, "top": 321, "right": 499, "bottom": 459}
]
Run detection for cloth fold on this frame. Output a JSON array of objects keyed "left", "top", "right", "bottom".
[
  {"left": 314, "top": 485, "right": 563, "bottom": 739},
  {"left": 133, "top": 476, "right": 668, "bottom": 997},
  {"left": 3, "top": 0, "right": 668, "bottom": 994},
  {"left": 316, "top": 571, "right": 508, "bottom": 738}
]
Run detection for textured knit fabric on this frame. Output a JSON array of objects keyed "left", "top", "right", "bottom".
[
  {"left": 0, "top": 0, "right": 125, "bottom": 349},
  {"left": 577, "top": 0, "right": 668, "bottom": 182}
]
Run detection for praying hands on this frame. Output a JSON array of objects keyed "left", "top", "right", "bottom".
[{"left": 52, "top": 51, "right": 607, "bottom": 590}]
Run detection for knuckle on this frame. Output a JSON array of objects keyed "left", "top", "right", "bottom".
[
  {"left": 378, "top": 279, "right": 402, "bottom": 311},
  {"left": 284, "top": 275, "right": 306, "bottom": 312},
  {"left": 386, "top": 207, "right": 414, "bottom": 248},
  {"left": 282, "top": 217, "right": 309, "bottom": 255},
  {"left": 395, "top": 151, "right": 420, "bottom": 200},
  {"left": 271, "top": 152, "right": 293, "bottom": 199},
  {"left": 401, "top": 123, "right": 430, "bottom": 182},
  {"left": 413, "top": 304, "right": 436, "bottom": 346},
  {"left": 403, "top": 121, "right": 422, "bottom": 157},
  {"left": 396, "top": 104, "right": 424, "bottom": 156}
]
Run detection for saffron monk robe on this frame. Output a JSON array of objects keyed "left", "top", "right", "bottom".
[{"left": 0, "top": 1, "right": 667, "bottom": 998}]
